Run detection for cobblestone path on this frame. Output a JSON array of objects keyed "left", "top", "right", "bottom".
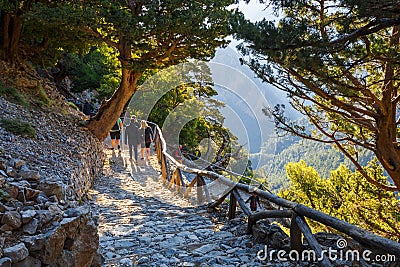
[{"left": 89, "top": 150, "right": 270, "bottom": 267}]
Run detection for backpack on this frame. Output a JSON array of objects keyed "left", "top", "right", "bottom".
[{"left": 111, "top": 118, "right": 121, "bottom": 131}]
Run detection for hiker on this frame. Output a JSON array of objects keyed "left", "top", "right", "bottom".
[
  {"left": 125, "top": 115, "right": 141, "bottom": 161},
  {"left": 245, "top": 189, "right": 262, "bottom": 212},
  {"left": 140, "top": 120, "right": 153, "bottom": 161},
  {"left": 110, "top": 117, "right": 123, "bottom": 152},
  {"left": 82, "top": 100, "right": 92, "bottom": 116}
]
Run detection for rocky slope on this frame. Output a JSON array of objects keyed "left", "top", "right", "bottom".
[{"left": 0, "top": 61, "right": 104, "bottom": 266}]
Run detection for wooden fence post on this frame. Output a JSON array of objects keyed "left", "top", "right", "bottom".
[
  {"left": 290, "top": 214, "right": 303, "bottom": 254},
  {"left": 197, "top": 176, "right": 210, "bottom": 203},
  {"left": 183, "top": 176, "right": 198, "bottom": 198},
  {"left": 168, "top": 168, "right": 178, "bottom": 190},
  {"left": 196, "top": 175, "right": 204, "bottom": 204},
  {"left": 161, "top": 154, "right": 168, "bottom": 183},
  {"left": 295, "top": 216, "right": 333, "bottom": 267},
  {"left": 156, "top": 137, "right": 162, "bottom": 163},
  {"left": 228, "top": 191, "right": 237, "bottom": 220},
  {"left": 177, "top": 168, "right": 185, "bottom": 194}
]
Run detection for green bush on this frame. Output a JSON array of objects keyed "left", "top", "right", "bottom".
[
  {"left": 0, "top": 117, "right": 37, "bottom": 138},
  {"left": 67, "top": 101, "right": 79, "bottom": 110},
  {"left": 0, "top": 83, "right": 29, "bottom": 107},
  {"left": 35, "top": 84, "right": 51, "bottom": 107},
  {"left": 0, "top": 189, "right": 10, "bottom": 201}
]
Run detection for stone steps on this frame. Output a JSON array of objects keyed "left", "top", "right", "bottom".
[{"left": 89, "top": 151, "right": 288, "bottom": 267}]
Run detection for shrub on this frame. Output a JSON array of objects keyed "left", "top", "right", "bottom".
[
  {"left": 34, "top": 84, "right": 51, "bottom": 107},
  {"left": 67, "top": 101, "right": 79, "bottom": 110},
  {"left": 0, "top": 189, "right": 10, "bottom": 201},
  {"left": 0, "top": 117, "right": 37, "bottom": 138},
  {"left": 0, "top": 83, "right": 29, "bottom": 107}
]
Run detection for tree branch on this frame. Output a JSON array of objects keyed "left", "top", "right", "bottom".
[
  {"left": 305, "top": 109, "right": 398, "bottom": 192},
  {"left": 330, "top": 18, "right": 400, "bottom": 46}
]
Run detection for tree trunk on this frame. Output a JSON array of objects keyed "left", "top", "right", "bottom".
[
  {"left": 87, "top": 36, "right": 140, "bottom": 141},
  {"left": 376, "top": 117, "right": 400, "bottom": 190},
  {"left": 87, "top": 68, "right": 141, "bottom": 140},
  {"left": 375, "top": 25, "right": 400, "bottom": 191},
  {"left": 1, "top": 12, "right": 22, "bottom": 63}
]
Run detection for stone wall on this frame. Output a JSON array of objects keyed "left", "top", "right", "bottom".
[{"left": 0, "top": 95, "right": 104, "bottom": 267}]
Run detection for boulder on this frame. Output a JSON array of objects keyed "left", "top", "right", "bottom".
[
  {"left": 38, "top": 181, "right": 66, "bottom": 200},
  {"left": 5, "top": 186, "right": 18, "bottom": 199},
  {"left": 1, "top": 211, "right": 22, "bottom": 230},
  {"left": 90, "top": 252, "right": 105, "bottom": 267},
  {"left": 21, "top": 209, "right": 36, "bottom": 224},
  {"left": 11, "top": 256, "right": 41, "bottom": 267},
  {"left": 55, "top": 250, "right": 74, "bottom": 267},
  {"left": 252, "top": 221, "right": 289, "bottom": 249},
  {"left": 0, "top": 159, "right": 7, "bottom": 171},
  {"left": 0, "top": 258, "right": 11, "bottom": 267},
  {"left": 23, "top": 218, "right": 39, "bottom": 235},
  {"left": 5, "top": 167, "right": 17, "bottom": 178},
  {"left": 22, "top": 234, "right": 46, "bottom": 253},
  {"left": 3, "top": 243, "right": 29, "bottom": 263},
  {"left": 12, "top": 159, "right": 26, "bottom": 170},
  {"left": 24, "top": 188, "right": 40, "bottom": 201},
  {"left": 20, "top": 170, "right": 40, "bottom": 181},
  {"left": 42, "top": 226, "right": 66, "bottom": 264},
  {"left": 71, "top": 220, "right": 99, "bottom": 267}
]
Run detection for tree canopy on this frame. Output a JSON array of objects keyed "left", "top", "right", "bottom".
[
  {"left": 232, "top": 0, "right": 400, "bottom": 191},
  {"left": 2, "top": 0, "right": 234, "bottom": 140},
  {"left": 280, "top": 159, "right": 400, "bottom": 240}
]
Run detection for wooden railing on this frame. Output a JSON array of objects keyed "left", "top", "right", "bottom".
[{"left": 153, "top": 125, "right": 400, "bottom": 266}]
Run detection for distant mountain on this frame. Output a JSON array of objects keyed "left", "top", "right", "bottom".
[
  {"left": 208, "top": 46, "right": 299, "bottom": 153},
  {"left": 251, "top": 136, "right": 374, "bottom": 191}
]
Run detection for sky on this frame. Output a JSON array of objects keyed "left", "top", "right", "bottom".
[{"left": 235, "top": 0, "right": 273, "bottom": 22}]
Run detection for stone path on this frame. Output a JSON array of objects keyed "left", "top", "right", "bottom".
[{"left": 89, "top": 150, "right": 274, "bottom": 267}]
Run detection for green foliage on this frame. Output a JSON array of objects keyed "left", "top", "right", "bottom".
[
  {"left": 142, "top": 64, "right": 228, "bottom": 157},
  {"left": 0, "top": 189, "right": 10, "bottom": 201},
  {"left": 0, "top": 0, "right": 19, "bottom": 11},
  {"left": 0, "top": 83, "right": 29, "bottom": 107},
  {"left": 257, "top": 136, "right": 374, "bottom": 191},
  {"left": 60, "top": 46, "right": 121, "bottom": 99},
  {"left": 233, "top": 0, "right": 400, "bottom": 190},
  {"left": 0, "top": 81, "right": 51, "bottom": 109},
  {"left": 67, "top": 101, "right": 79, "bottom": 110},
  {"left": 27, "top": 0, "right": 233, "bottom": 70},
  {"left": 280, "top": 160, "right": 400, "bottom": 240},
  {"left": 0, "top": 117, "right": 36, "bottom": 138},
  {"left": 33, "top": 84, "right": 51, "bottom": 108},
  {"left": 22, "top": 2, "right": 98, "bottom": 65}
]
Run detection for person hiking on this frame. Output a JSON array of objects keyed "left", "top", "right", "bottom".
[
  {"left": 245, "top": 189, "right": 262, "bottom": 212},
  {"left": 140, "top": 120, "right": 153, "bottom": 161},
  {"left": 82, "top": 100, "right": 92, "bottom": 117},
  {"left": 124, "top": 116, "right": 141, "bottom": 161},
  {"left": 110, "top": 117, "right": 123, "bottom": 152}
]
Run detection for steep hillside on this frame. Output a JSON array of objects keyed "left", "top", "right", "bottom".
[{"left": 0, "top": 61, "right": 104, "bottom": 266}]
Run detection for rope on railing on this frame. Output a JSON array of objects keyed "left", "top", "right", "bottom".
[{"left": 152, "top": 124, "right": 400, "bottom": 263}]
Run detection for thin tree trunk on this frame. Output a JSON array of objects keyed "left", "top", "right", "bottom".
[
  {"left": 2, "top": 12, "right": 11, "bottom": 60},
  {"left": 9, "top": 14, "right": 22, "bottom": 62},
  {"left": 1, "top": 12, "right": 22, "bottom": 62}
]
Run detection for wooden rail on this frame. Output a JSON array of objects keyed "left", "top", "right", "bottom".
[{"left": 152, "top": 125, "right": 400, "bottom": 264}]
